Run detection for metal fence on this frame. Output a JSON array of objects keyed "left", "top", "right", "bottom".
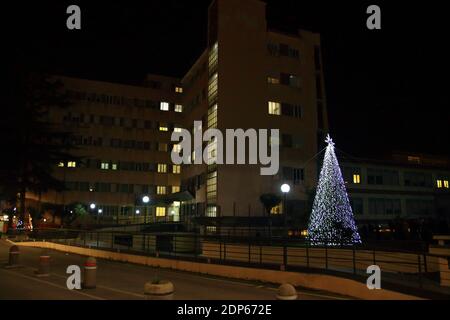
[{"left": 11, "top": 228, "right": 450, "bottom": 299}]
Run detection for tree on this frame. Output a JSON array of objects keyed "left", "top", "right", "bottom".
[
  {"left": 260, "top": 193, "right": 281, "bottom": 238},
  {"left": 64, "top": 203, "right": 90, "bottom": 227},
  {"left": 0, "top": 62, "right": 79, "bottom": 225},
  {"left": 307, "top": 135, "right": 361, "bottom": 246}
]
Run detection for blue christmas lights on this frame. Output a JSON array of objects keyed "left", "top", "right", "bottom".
[{"left": 307, "top": 135, "right": 362, "bottom": 246}]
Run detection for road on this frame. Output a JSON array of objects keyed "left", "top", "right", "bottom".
[{"left": 0, "top": 240, "right": 349, "bottom": 300}]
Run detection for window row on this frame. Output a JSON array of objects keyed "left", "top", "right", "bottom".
[
  {"left": 351, "top": 197, "right": 436, "bottom": 216},
  {"left": 268, "top": 101, "right": 302, "bottom": 118},
  {"left": 59, "top": 160, "right": 181, "bottom": 174},
  {"left": 344, "top": 167, "right": 449, "bottom": 189},
  {"left": 282, "top": 167, "right": 305, "bottom": 185},
  {"left": 87, "top": 205, "right": 170, "bottom": 217},
  {"left": 63, "top": 113, "right": 182, "bottom": 129},
  {"left": 268, "top": 73, "right": 301, "bottom": 89},
  {"left": 267, "top": 42, "right": 300, "bottom": 59},
  {"left": 66, "top": 90, "right": 183, "bottom": 110},
  {"left": 66, "top": 136, "right": 170, "bottom": 152},
  {"left": 64, "top": 181, "right": 180, "bottom": 195}
]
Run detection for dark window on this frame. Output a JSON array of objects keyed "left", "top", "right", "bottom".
[
  {"left": 279, "top": 43, "right": 289, "bottom": 56},
  {"left": 281, "top": 104, "right": 294, "bottom": 116},
  {"left": 293, "top": 168, "right": 304, "bottom": 184},
  {"left": 282, "top": 134, "right": 293, "bottom": 148},
  {"left": 350, "top": 198, "right": 364, "bottom": 215}
]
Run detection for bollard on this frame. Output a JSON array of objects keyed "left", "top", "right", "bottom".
[
  {"left": 7, "top": 246, "right": 20, "bottom": 267},
  {"left": 35, "top": 250, "right": 50, "bottom": 277},
  {"left": 276, "top": 283, "right": 298, "bottom": 300},
  {"left": 83, "top": 257, "right": 97, "bottom": 289},
  {"left": 144, "top": 280, "right": 174, "bottom": 300}
]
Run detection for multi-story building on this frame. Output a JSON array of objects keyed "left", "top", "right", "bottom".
[
  {"left": 341, "top": 153, "right": 450, "bottom": 233},
  {"left": 38, "top": 74, "right": 185, "bottom": 225},
  {"left": 31, "top": 0, "right": 328, "bottom": 233},
  {"left": 179, "top": 0, "right": 327, "bottom": 234}
]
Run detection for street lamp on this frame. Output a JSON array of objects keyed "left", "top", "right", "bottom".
[
  {"left": 98, "top": 209, "right": 103, "bottom": 214},
  {"left": 281, "top": 184, "right": 291, "bottom": 193},
  {"left": 90, "top": 203, "right": 96, "bottom": 210},
  {"left": 281, "top": 184, "right": 291, "bottom": 237},
  {"left": 135, "top": 209, "right": 140, "bottom": 215},
  {"left": 142, "top": 195, "right": 150, "bottom": 224}
]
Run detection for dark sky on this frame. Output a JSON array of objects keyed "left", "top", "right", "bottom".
[{"left": 5, "top": 0, "right": 450, "bottom": 158}]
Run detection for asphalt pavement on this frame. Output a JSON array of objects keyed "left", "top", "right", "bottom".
[{"left": 0, "top": 240, "right": 349, "bottom": 300}]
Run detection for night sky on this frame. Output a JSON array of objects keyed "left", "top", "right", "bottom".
[{"left": 5, "top": 0, "right": 450, "bottom": 158}]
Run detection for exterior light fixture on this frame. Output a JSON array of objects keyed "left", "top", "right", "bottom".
[{"left": 281, "top": 183, "right": 291, "bottom": 193}]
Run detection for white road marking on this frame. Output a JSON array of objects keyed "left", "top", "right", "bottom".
[
  {"left": 51, "top": 273, "right": 145, "bottom": 299},
  {"left": 0, "top": 268, "right": 104, "bottom": 300}
]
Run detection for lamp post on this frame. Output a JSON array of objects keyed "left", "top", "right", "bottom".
[
  {"left": 281, "top": 184, "right": 291, "bottom": 238},
  {"left": 142, "top": 195, "right": 150, "bottom": 224},
  {"left": 89, "top": 203, "right": 97, "bottom": 224},
  {"left": 97, "top": 208, "right": 103, "bottom": 224}
]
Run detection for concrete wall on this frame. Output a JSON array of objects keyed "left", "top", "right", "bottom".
[
  {"left": 438, "top": 257, "right": 450, "bottom": 287},
  {"left": 14, "top": 241, "right": 422, "bottom": 300}
]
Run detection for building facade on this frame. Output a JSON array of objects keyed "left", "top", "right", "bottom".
[
  {"left": 341, "top": 153, "right": 450, "bottom": 233},
  {"left": 33, "top": 0, "right": 328, "bottom": 232}
]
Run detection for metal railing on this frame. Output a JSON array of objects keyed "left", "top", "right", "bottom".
[{"left": 10, "top": 228, "right": 450, "bottom": 299}]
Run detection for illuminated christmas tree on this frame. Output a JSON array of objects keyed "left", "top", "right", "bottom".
[{"left": 307, "top": 135, "right": 361, "bottom": 245}]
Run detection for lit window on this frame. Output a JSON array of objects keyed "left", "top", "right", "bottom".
[
  {"left": 159, "top": 124, "right": 169, "bottom": 132},
  {"left": 157, "top": 164, "right": 167, "bottom": 173},
  {"left": 173, "top": 165, "right": 181, "bottom": 174},
  {"left": 157, "top": 186, "right": 167, "bottom": 195},
  {"left": 160, "top": 102, "right": 169, "bottom": 111},
  {"left": 270, "top": 203, "right": 283, "bottom": 215},
  {"left": 208, "top": 73, "right": 218, "bottom": 104},
  {"left": 437, "top": 180, "right": 443, "bottom": 188},
  {"left": 175, "top": 87, "right": 183, "bottom": 93},
  {"left": 268, "top": 101, "right": 281, "bottom": 115},
  {"left": 207, "top": 104, "right": 218, "bottom": 129},
  {"left": 353, "top": 174, "right": 361, "bottom": 184},
  {"left": 67, "top": 161, "right": 77, "bottom": 168},
  {"left": 156, "top": 207, "right": 166, "bottom": 217},
  {"left": 101, "top": 162, "right": 109, "bottom": 170},
  {"left": 172, "top": 186, "right": 180, "bottom": 193},
  {"left": 206, "top": 226, "right": 217, "bottom": 233},
  {"left": 58, "top": 162, "right": 65, "bottom": 168},
  {"left": 174, "top": 127, "right": 182, "bottom": 133},
  {"left": 175, "top": 104, "right": 183, "bottom": 113},
  {"left": 267, "top": 77, "right": 280, "bottom": 84},
  {"left": 444, "top": 180, "right": 449, "bottom": 189},
  {"left": 112, "top": 163, "right": 118, "bottom": 171},
  {"left": 206, "top": 206, "right": 217, "bottom": 217}
]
